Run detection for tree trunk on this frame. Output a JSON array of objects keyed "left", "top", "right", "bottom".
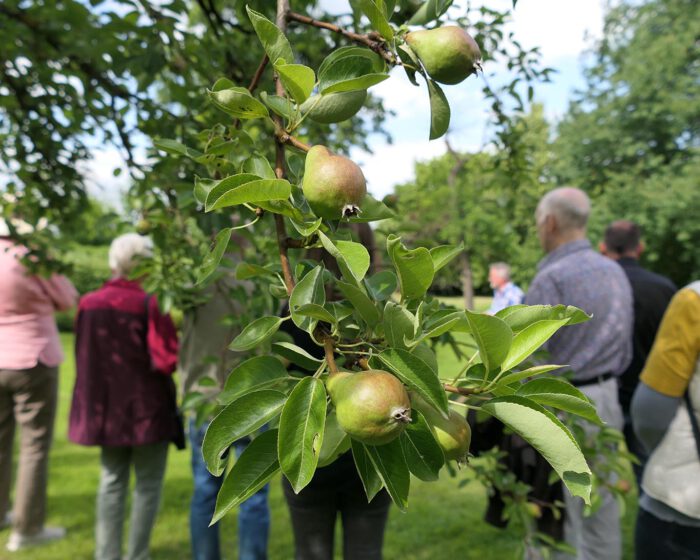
[{"left": 461, "top": 250, "right": 474, "bottom": 310}]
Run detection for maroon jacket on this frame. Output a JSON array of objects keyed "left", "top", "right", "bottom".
[{"left": 68, "top": 278, "right": 179, "bottom": 447}]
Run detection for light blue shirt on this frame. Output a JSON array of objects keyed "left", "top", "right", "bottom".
[{"left": 488, "top": 281, "right": 524, "bottom": 314}]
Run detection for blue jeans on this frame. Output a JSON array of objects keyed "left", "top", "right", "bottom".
[{"left": 189, "top": 419, "right": 270, "bottom": 560}]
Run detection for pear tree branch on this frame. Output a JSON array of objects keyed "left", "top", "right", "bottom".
[
  {"left": 443, "top": 383, "right": 480, "bottom": 396},
  {"left": 324, "top": 338, "right": 339, "bottom": 374}
]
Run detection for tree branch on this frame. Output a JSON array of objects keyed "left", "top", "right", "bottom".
[
  {"left": 287, "top": 11, "right": 397, "bottom": 65},
  {"left": 324, "top": 338, "right": 339, "bottom": 374},
  {"left": 443, "top": 383, "right": 479, "bottom": 396},
  {"left": 275, "top": 129, "right": 312, "bottom": 152}
]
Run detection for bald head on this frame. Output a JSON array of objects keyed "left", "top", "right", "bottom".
[{"left": 535, "top": 187, "right": 590, "bottom": 253}]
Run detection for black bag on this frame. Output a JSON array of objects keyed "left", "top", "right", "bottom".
[{"left": 685, "top": 390, "right": 700, "bottom": 461}]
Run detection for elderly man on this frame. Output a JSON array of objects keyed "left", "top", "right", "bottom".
[
  {"left": 525, "top": 188, "right": 633, "bottom": 560},
  {"left": 486, "top": 262, "right": 524, "bottom": 314}
]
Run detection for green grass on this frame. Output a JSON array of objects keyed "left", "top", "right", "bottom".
[{"left": 1, "top": 326, "right": 637, "bottom": 559}]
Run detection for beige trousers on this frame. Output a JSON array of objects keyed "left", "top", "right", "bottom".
[{"left": 0, "top": 363, "right": 59, "bottom": 535}]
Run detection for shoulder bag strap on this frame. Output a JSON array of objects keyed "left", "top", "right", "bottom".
[{"left": 684, "top": 391, "right": 700, "bottom": 462}]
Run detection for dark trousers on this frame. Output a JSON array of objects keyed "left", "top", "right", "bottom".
[
  {"left": 635, "top": 508, "right": 700, "bottom": 560},
  {"left": 282, "top": 453, "right": 391, "bottom": 560}
]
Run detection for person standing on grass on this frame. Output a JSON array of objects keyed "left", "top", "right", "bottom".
[
  {"left": 68, "top": 233, "right": 180, "bottom": 560},
  {"left": 599, "top": 220, "right": 676, "bottom": 482},
  {"left": 0, "top": 218, "right": 78, "bottom": 552},
  {"left": 525, "top": 187, "right": 633, "bottom": 560},
  {"left": 486, "top": 262, "right": 524, "bottom": 315}
]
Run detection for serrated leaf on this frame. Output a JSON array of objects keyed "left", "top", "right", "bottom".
[
  {"left": 202, "top": 390, "right": 287, "bottom": 476},
  {"left": 290, "top": 266, "right": 325, "bottom": 333},
  {"left": 482, "top": 395, "right": 592, "bottom": 504},
  {"left": 272, "top": 341, "right": 323, "bottom": 371},
  {"left": 229, "top": 316, "right": 285, "bottom": 352},
  {"left": 351, "top": 0, "right": 394, "bottom": 40},
  {"left": 364, "top": 439, "right": 410, "bottom": 511},
  {"left": 318, "top": 231, "right": 370, "bottom": 285},
  {"left": 275, "top": 63, "right": 316, "bottom": 104},
  {"left": 212, "top": 429, "right": 280, "bottom": 524},
  {"left": 501, "top": 319, "right": 570, "bottom": 372},
  {"left": 351, "top": 440, "right": 383, "bottom": 501},
  {"left": 197, "top": 228, "right": 232, "bottom": 284},
  {"left": 516, "top": 378, "right": 603, "bottom": 425},
  {"left": 502, "top": 305, "right": 591, "bottom": 332},
  {"left": 219, "top": 356, "right": 288, "bottom": 404},
  {"left": 383, "top": 302, "right": 415, "bottom": 349},
  {"left": 207, "top": 87, "right": 269, "bottom": 119},
  {"left": 387, "top": 235, "right": 434, "bottom": 300},
  {"left": 430, "top": 243, "right": 464, "bottom": 273},
  {"left": 278, "top": 377, "right": 327, "bottom": 492},
  {"left": 427, "top": 79, "right": 450, "bottom": 140},
  {"left": 378, "top": 348, "right": 448, "bottom": 417},
  {"left": 464, "top": 310, "right": 513, "bottom": 373},
  {"left": 401, "top": 410, "right": 445, "bottom": 481},
  {"left": 336, "top": 281, "right": 380, "bottom": 327},
  {"left": 365, "top": 270, "right": 398, "bottom": 301},
  {"left": 318, "top": 411, "right": 351, "bottom": 468},
  {"left": 246, "top": 6, "right": 294, "bottom": 64}
]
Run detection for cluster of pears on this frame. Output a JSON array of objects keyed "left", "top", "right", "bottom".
[
  {"left": 405, "top": 26, "right": 482, "bottom": 85},
  {"left": 326, "top": 369, "right": 472, "bottom": 463}
]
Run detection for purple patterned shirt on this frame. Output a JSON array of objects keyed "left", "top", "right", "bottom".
[{"left": 525, "top": 239, "right": 633, "bottom": 382}]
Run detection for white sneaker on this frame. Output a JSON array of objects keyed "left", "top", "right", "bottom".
[{"left": 6, "top": 526, "right": 66, "bottom": 551}]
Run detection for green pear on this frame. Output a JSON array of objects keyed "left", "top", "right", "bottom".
[
  {"left": 412, "top": 394, "right": 471, "bottom": 462},
  {"left": 405, "top": 26, "right": 482, "bottom": 85},
  {"left": 326, "top": 369, "right": 411, "bottom": 446},
  {"left": 300, "top": 90, "right": 367, "bottom": 124},
  {"left": 302, "top": 145, "right": 367, "bottom": 220}
]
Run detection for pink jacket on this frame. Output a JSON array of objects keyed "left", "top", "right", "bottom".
[{"left": 0, "top": 239, "right": 78, "bottom": 370}]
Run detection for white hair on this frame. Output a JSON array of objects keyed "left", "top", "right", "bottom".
[
  {"left": 537, "top": 187, "right": 590, "bottom": 231},
  {"left": 109, "top": 233, "right": 153, "bottom": 277},
  {"left": 489, "top": 262, "right": 511, "bottom": 280}
]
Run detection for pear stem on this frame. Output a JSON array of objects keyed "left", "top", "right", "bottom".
[
  {"left": 324, "top": 338, "right": 339, "bottom": 374},
  {"left": 358, "top": 358, "right": 370, "bottom": 371}
]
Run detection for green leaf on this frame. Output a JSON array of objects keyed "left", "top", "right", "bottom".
[
  {"left": 386, "top": 235, "right": 434, "bottom": 300},
  {"left": 219, "top": 356, "right": 288, "bottom": 404},
  {"left": 501, "top": 319, "right": 570, "bottom": 372},
  {"left": 430, "top": 243, "right": 464, "bottom": 273},
  {"left": 275, "top": 63, "right": 316, "bottom": 104},
  {"left": 205, "top": 175, "right": 291, "bottom": 211},
  {"left": 365, "top": 270, "right": 397, "bottom": 301},
  {"left": 242, "top": 155, "right": 276, "bottom": 179},
  {"left": 318, "top": 411, "right": 351, "bottom": 468},
  {"left": 400, "top": 410, "right": 445, "bottom": 481},
  {"left": 397, "top": 44, "right": 422, "bottom": 86},
  {"left": 202, "top": 390, "right": 287, "bottom": 476},
  {"left": 464, "top": 310, "right": 513, "bottom": 373},
  {"left": 351, "top": 0, "right": 394, "bottom": 40},
  {"left": 336, "top": 281, "right": 380, "bottom": 327},
  {"left": 497, "top": 364, "right": 565, "bottom": 386},
  {"left": 408, "top": 0, "right": 454, "bottom": 25},
  {"left": 207, "top": 87, "right": 269, "bottom": 119},
  {"left": 502, "top": 305, "right": 591, "bottom": 333},
  {"left": 153, "top": 138, "right": 202, "bottom": 159},
  {"left": 194, "top": 175, "right": 216, "bottom": 206},
  {"left": 212, "top": 429, "right": 280, "bottom": 524},
  {"left": 427, "top": 79, "right": 450, "bottom": 140},
  {"left": 348, "top": 194, "right": 395, "bottom": 223},
  {"left": 378, "top": 348, "right": 449, "bottom": 417},
  {"left": 272, "top": 341, "right": 323, "bottom": 371},
  {"left": 318, "top": 231, "right": 370, "bottom": 285},
  {"left": 290, "top": 266, "right": 325, "bottom": 333},
  {"left": 278, "top": 377, "right": 327, "bottom": 493},
  {"left": 319, "top": 46, "right": 385, "bottom": 78},
  {"left": 235, "top": 262, "right": 277, "bottom": 280},
  {"left": 364, "top": 439, "right": 410, "bottom": 511},
  {"left": 482, "top": 395, "right": 592, "bottom": 504},
  {"left": 229, "top": 316, "right": 285, "bottom": 352},
  {"left": 383, "top": 302, "right": 415, "bottom": 349},
  {"left": 516, "top": 378, "right": 603, "bottom": 425},
  {"left": 197, "top": 228, "right": 232, "bottom": 285},
  {"left": 246, "top": 6, "right": 294, "bottom": 64},
  {"left": 295, "top": 303, "right": 337, "bottom": 325},
  {"left": 259, "top": 92, "right": 296, "bottom": 120},
  {"left": 290, "top": 217, "right": 322, "bottom": 237},
  {"left": 319, "top": 55, "right": 388, "bottom": 94},
  {"left": 418, "top": 311, "right": 469, "bottom": 340},
  {"left": 351, "top": 440, "right": 383, "bottom": 501}
]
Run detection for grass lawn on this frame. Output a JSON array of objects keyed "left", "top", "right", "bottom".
[{"left": 1, "top": 306, "right": 638, "bottom": 559}]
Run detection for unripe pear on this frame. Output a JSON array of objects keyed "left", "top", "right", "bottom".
[
  {"left": 405, "top": 26, "right": 482, "bottom": 85},
  {"left": 326, "top": 369, "right": 411, "bottom": 446},
  {"left": 412, "top": 395, "right": 471, "bottom": 462},
  {"left": 302, "top": 145, "right": 367, "bottom": 220}
]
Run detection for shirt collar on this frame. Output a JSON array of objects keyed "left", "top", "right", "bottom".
[
  {"left": 104, "top": 277, "right": 144, "bottom": 291},
  {"left": 538, "top": 239, "right": 591, "bottom": 271},
  {"left": 617, "top": 256, "right": 639, "bottom": 267}
]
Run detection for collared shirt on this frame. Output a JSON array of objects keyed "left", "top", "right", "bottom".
[
  {"left": 0, "top": 238, "right": 78, "bottom": 369},
  {"left": 525, "top": 239, "right": 633, "bottom": 382},
  {"left": 488, "top": 281, "right": 524, "bottom": 314}
]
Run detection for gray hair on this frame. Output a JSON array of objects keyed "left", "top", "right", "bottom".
[
  {"left": 489, "top": 262, "right": 511, "bottom": 280},
  {"left": 537, "top": 187, "right": 590, "bottom": 231},
  {"left": 109, "top": 233, "right": 153, "bottom": 277}
]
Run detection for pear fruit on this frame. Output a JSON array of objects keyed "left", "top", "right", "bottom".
[
  {"left": 300, "top": 90, "right": 367, "bottom": 124},
  {"left": 412, "top": 394, "right": 471, "bottom": 462},
  {"left": 302, "top": 145, "right": 367, "bottom": 220},
  {"left": 405, "top": 26, "right": 482, "bottom": 85},
  {"left": 326, "top": 369, "right": 411, "bottom": 446}
]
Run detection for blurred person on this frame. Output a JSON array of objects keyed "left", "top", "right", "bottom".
[
  {"left": 68, "top": 233, "right": 180, "bottom": 560},
  {"left": 631, "top": 282, "right": 700, "bottom": 560},
  {"left": 600, "top": 220, "right": 676, "bottom": 480},
  {"left": 0, "top": 219, "right": 78, "bottom": 552},
  {"left": 179, "top": 235, "right": 270, "bottom": 560},
  {"left": 486, "top": 262, "right": 524, "bottom": 314},
  {"left": 526, "top": 188, "right": 633, "bottom": 560},
  {"left": 281, "top": 223, "right": 392, "bottom": 560}
]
